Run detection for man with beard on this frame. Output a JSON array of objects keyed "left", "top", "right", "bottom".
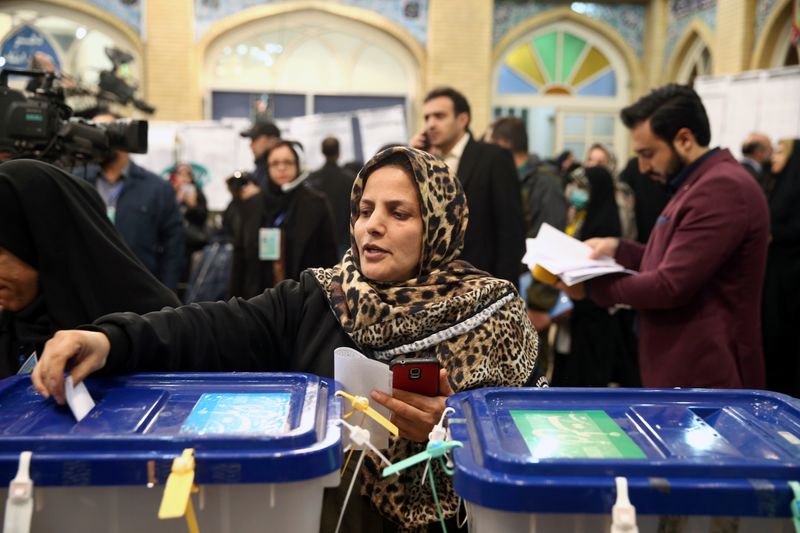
[
  {"left": 558, "top": 84, "right": 769, "bottom": 389},
  {"left": 82, "top": 113, "right": 184, "bottom": 290}
]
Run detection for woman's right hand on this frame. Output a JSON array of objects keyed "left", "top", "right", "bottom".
[{"left": 31, "top": 330, "right": 111, "bottom": 405}]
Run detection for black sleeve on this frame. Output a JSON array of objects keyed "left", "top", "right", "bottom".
[
  {"left": 156, "top": 180, "right": 187, "bottom": 290},
  {"left": 313, "top": 197, "right": 340, "bottom": 267},
  {"left": 96, "top": 275, "right": 315, "bottom": 374},
  {"left": 491, "top": 148, "right": 525, "bottom": 286},
  {"left": 184, "top": 189, "right": 208, "bottom": 228}
]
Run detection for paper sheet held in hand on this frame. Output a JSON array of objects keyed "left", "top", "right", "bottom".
[{"left": 522, "top": 223, "right": 636, "bottom": 286}]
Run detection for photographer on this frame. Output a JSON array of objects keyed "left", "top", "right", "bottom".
[
  {"left": 0, "top": 159, "right": 179, "bottom": 377},
  {"left": 81, "top": 112, "right": 185, "bottom": 291}
]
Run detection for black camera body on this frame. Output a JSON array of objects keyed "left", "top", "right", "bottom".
[{"left": 0, "top": 68, "right": 148, "bottom": 165}]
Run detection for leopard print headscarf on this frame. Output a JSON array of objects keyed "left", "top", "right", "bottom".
[{"left": 312, "top": 146, "right": 539, "bottom": 530}]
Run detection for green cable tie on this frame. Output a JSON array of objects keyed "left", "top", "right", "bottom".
[
  {"left": 428, "top": 458, "right": 447, "bottom": 533},
  {"left": 789, "top": 480, "right": 800, "bottom": 532}
]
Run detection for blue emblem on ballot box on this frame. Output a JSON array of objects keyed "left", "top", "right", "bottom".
[{"left": 181, "top": 393, "right": 292, "bottom": 435}]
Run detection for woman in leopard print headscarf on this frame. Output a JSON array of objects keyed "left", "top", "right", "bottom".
[
  {"left": 32, "top": 146, "right": 542, "bottom": 533},
  {"left": 313, "top": 146, "right": 542, "bottom": 531}
]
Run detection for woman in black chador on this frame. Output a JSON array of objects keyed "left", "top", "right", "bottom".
[
  {"left": 0, "top": 159, "right": 179, "bottom": 377},
  {"left": 762, "top": 138, "right": 800, "bottom": 398}
]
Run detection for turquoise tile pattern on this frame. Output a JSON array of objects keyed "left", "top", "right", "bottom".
[
  {"left": 85, "top": 0, "right": 141, "bottom": 34},
  {"left": 664, "top": 0, "right": 717, "bottom": 66},
  {"left": 493, "top": 1, "right": 646, "bottom": 57},
  {"left": 193, "top": 0, "right": 428, "bottom": 44}
]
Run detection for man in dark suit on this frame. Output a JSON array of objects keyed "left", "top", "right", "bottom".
[
  {"left": 410, "top": 87, "right": 524, "bottom": 285},
  {"left": 307, "top": 136, "right": 355, "bottom": 256},
  {"left": 740, "top": 132, "right": 773, "bottom": 193},
  {"left": 560, "top": 85, "right": 770, "bottom": 389}
]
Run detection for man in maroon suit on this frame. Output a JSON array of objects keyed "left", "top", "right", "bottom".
[{"left": 562, "top": 84, "right": 769, "bottom": 389}]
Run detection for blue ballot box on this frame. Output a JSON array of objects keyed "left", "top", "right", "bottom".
[
  {"left": 0, "top": 373, "right": 341, "bottom": 533},
  {"left": 447, "top": 388, "right": 800, "bottom": 532}
]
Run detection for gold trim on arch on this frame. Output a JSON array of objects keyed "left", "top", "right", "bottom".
[
  {"left": 665, "top": 18, "right": 714, "bottom": 83},
  {"left": 751, "top": 0, "right": 792, "bottom": 69},
  {"left": 25, "top": 0, "right": 144, "bottom": 58},
  {"left": 492, "top": 7, "right": 642, "bottom": 99},
  {"left": 195, "top": 1, "right": 426, "bottom": 78}
]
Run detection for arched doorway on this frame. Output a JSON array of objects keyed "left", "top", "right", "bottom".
[
  {"left": 0, "top": 0, "right": 144, "bottom": 114},
  {"left": 492, "top": 18, "right": 633, "bottom": 167},
  {"left": 769, "top": 8, "right": 799, "bottom": 67},
  {"left": 667, "top": 19, "right": 714, "bottom": 86},
  {"left": 201, "top": 7, "right": 421, "bottom": 125},
  {"left": 674, "top": 36, "right": 713, "bottom": 86},
  {"left": 753, "top": 0, "right": 799, "bottom": 69}
]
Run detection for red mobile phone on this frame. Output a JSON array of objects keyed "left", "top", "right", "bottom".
[{"left": 390, "top": 357, "right": 440, "bottom": 396}]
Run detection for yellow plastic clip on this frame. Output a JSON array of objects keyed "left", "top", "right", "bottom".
[
  {"left": 158, "top": 448, "right": 200, "bottom": 533},
  {"left": 335, "top": 390, "right": 398, "bottom": 436},
  {"left": 531, "top": 264, "right": 559, "bottom": 285}
]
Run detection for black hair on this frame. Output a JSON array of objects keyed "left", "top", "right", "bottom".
[
  {"left": 555, "top": 150, "right": 573, "bottom": 167},
  {"left": 620, "top": 84, "right": 711, "bottom": 146},
  {"left": 365, "top": 151, "right": 415, "bottom": 181},
  {"left": 321, "top": 136, "right": 339, "bottom": 159},
  {"left": 491, "top": 116, "right": 528, "bottom": 152},
  {"left": 424, "top": 87, "right": 471, "bottom": 127},
  {"left": 741, "top": 141, "right": 761, "bottom": 156}
]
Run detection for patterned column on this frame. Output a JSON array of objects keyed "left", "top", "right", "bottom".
[
  {"left": 426, "top": 0, "right": 494, "bottom": 136},
  {"left": 714, "top": 0, "right": 756, "bottom": 74},
  {"left": 643, "top": 0, "right": 669, "bottom": 89},
  {"left": 143, "top": 0, "right": 201, "bottom": 120}
]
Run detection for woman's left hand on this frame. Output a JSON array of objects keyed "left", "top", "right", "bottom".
[{"left": 371, "top": 369, "right": 454, "bottom": 443}]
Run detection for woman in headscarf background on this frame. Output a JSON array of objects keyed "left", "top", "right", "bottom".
[
  {"left": 552, "top": 166, "right": 640, "bottom": 387},
  {"left": 762, "top": 138, "right": 800, "bottom": 398},
  {"left": 169, "top": 162, "right": 209, "bottom": 299},
  {"left": 33, "top": 146, "right": 542, "bottom": 532},
  {"left": 0, "top": 159, "right": 180, "bottom": 377},
  {"left": 229, "top": 140, "right": 338, "bottom": 298}
]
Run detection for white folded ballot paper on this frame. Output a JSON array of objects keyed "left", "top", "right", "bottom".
[
  {"left": 333, "top": 347, "right": 393, "bottom": 450},
  {"left": 522, "top": 223, "right": 636, "bottom": 286}
]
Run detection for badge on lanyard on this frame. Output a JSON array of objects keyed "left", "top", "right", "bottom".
[
  {"left": 106, "top": 206, "right": 116, "bottom": 224},
  {"left": 259, "top": 227, "right": 281, "bottom": 261}
]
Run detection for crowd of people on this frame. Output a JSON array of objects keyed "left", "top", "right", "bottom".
[{"left": 0, "top": 82, "right": 798, "bottom": 532}]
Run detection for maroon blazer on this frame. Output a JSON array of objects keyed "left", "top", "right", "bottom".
[{"left": 589, "top": 149, "right": 769, "bottom": 388}]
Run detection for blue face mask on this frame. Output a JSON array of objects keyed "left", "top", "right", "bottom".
[{"left": 570, "top": 188, "right": 589, "bottom": 210}]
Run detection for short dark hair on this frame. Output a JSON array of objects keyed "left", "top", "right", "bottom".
[
  {"left": 741, "top": 141, "right": 762, "bottom": 156},
  {"left": 424, "top": 87, "right": 471, "bottom": 127},
  {"left": 491, "top": 116, "right": 528, "bottom": 153},
  {"left": 322, "top": 136, "right": 339, "bottom": 159},
  {"left": 620, "top": 84, "right": 711, "bottom": 146}
]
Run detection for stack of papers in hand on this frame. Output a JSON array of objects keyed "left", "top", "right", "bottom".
[{"left": 522, "top": 223, "right": 636, "bottom": 286}]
